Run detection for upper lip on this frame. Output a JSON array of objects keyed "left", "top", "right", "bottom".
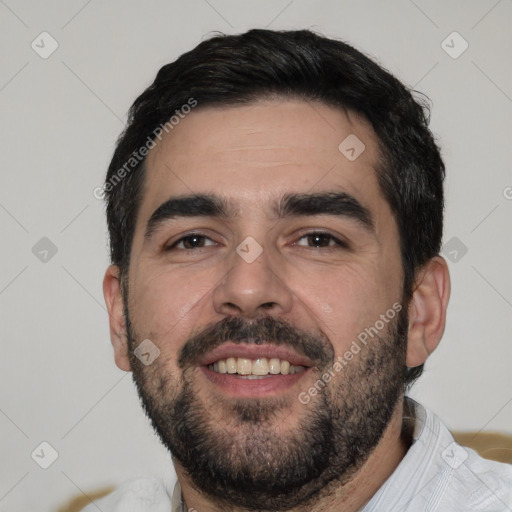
[{"left": 197, "top": 342, "right": 314, "bottom": 368}]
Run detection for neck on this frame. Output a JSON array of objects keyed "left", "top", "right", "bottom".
[{"left": 175, "top": 397, "right": 411, "bottom": 512}]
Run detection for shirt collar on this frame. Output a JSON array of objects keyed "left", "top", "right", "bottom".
[{"left": 171, "top": 480, "right": 186, "bottom": 512}]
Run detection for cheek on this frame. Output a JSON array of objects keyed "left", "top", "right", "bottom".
[
  {"left": 286, "top": 260, "right": 399, "bottom": 356},
  {"left": 287, "top": 263, "right": 377, "bottom": 340},
  {"left": 129, "top": 267, "right": 217, "bottom": 348}
]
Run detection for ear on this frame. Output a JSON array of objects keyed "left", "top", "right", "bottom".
[
  {"left": 103, "top": 265, "right": 131, "bottom": 371},
  {"left": 406, "top": 256, "right": 451, "bottom": 368}
]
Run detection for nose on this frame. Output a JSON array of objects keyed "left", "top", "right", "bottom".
[{"left": 212, "top": 243, "right": 294, "bottom": 319}]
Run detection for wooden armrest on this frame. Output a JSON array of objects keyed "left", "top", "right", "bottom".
[{"left": 451, "top": 431, "right": 512, "bottom": 463}]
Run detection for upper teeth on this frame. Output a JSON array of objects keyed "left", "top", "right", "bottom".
[{"left": 208, "top": 357, "right": 305, "bottom": 376}]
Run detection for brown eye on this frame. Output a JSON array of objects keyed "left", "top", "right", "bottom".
[
  {"left": 307, "top": 234, "right": 332, "bottom": 247},
  {"left": 167, "top": 234, "right": 216, "bottom": 250},
  {"left": 296, "top": 232, "right": 347, "bottom": 249}
]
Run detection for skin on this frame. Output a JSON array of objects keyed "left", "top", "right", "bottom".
[{"left": 103, "top": 99, "right": 451, "bottom": 512}]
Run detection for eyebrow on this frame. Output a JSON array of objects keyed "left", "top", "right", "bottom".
[
  {"left": 144, "top": 191, "right": 374, "bottom": 240},
  {"left": 278, "top": 192, "right": 374, "bottom": 231},
  {"left": 145, "top": 194, "right": 230, "bottom": 239}
]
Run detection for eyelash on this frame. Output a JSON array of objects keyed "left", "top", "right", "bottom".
[
  {"left": 166, "top": 233, "right": 216, "bottom": 251},
  {"left": 295, "top": 232, "right": 349, "bottom": 249},
  {"left": 165, "top": 231, "right": 349, "bottom": 251}
]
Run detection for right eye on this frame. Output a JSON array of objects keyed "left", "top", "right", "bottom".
[{"left": 166, "top": 234, "right": 217, "bottom": 251}]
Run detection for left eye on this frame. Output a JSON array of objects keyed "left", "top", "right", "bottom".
[{"left": 295, "top": 233, "right": 347, "bottom": 248}]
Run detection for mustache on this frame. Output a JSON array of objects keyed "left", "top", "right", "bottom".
[{"left": 178, "top": 316, "right": 334, "bottom": 370}]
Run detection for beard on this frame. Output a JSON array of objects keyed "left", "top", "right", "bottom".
[{"left": 125, "top": 306, "right": 409, "bottom": 511}]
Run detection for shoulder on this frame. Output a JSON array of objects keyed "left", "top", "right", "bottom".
[
  {"left": 444, "top": 447, "right": 512, "bottom": 510},
  {"left": 365, "top": 400, "right": 512, "bottom": 511},
  {"left": 80, "top": 477, "right": 173, "bottom": 512},
  {"left": 411, "top": 402, "right": 512, "bottom": 511}
]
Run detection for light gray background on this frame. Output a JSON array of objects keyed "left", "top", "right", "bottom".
[{"left": 1, "top": 1, "right": 511, "bottom": 510}]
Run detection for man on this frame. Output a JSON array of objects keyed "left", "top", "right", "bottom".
[{"left": 92, "top": 29, "right": 511, "bottom": 511}]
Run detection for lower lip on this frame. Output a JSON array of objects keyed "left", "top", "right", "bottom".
[{"left": 200, "top": 366, "right": 310, "bottom": 398}]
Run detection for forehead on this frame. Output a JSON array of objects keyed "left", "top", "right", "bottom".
[{"left": 139, "top": 99, "right": 385, "bottom": 223}]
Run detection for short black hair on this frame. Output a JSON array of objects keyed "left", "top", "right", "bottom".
[{"left": 104, "top": 29, "right": 445, "bottom": 387}]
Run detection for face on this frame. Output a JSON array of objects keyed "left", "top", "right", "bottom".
[{"left": 121, "top": 100, "right": 408, "bottom": 509}]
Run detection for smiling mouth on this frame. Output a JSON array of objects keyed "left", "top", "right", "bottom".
[
  {"left": 197, "top": 342, "right": 314, "bottom": 396},
  {"left": 207, "top": 357, "right": 307, "bottom": 378}
]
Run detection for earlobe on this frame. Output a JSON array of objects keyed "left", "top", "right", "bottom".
[
  {"left": 406, "top": 256, "right": 451, "bottom": 368},
  {"left": 103, "top": 265, "right": 132, "bottom": 372}
]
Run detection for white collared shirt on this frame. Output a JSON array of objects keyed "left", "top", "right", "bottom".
[{"left": 83, "top": 399, "right": 512, "bottom": 511}]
